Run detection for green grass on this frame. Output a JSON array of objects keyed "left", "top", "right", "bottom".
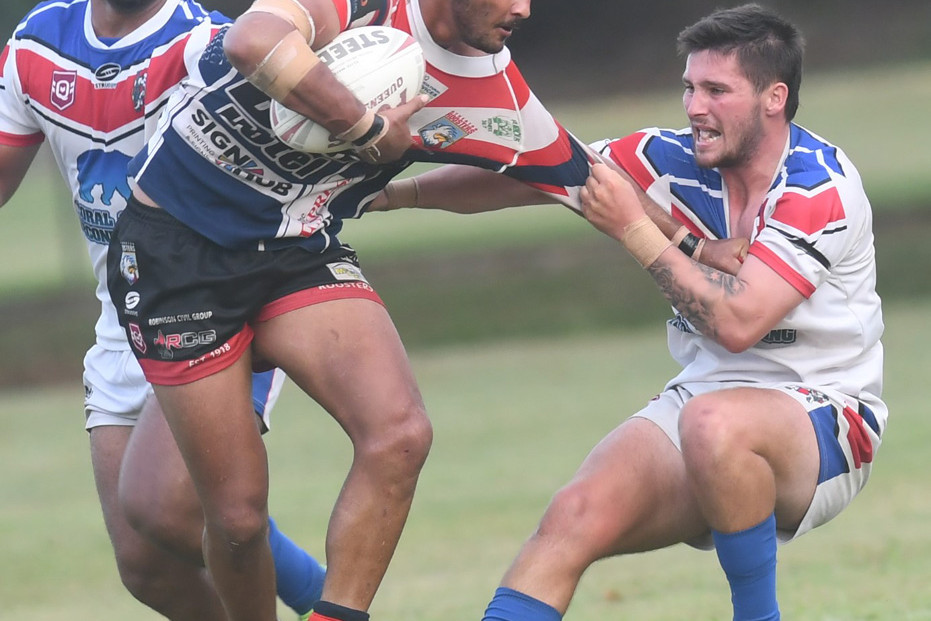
[{"left": 1, "top": 299, "right": 929, "bottom": 620}]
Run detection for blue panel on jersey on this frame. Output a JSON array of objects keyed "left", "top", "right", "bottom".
[
  {"left": 643, "top": 130, "right": 729, "bottom": 239},
  {"left": 198, "top": 26, "right": 235, "bottom": 84},
  {"left": 808, "top": 403, "right": 850, "bottom": 483},
  {"left": 783, "top": 125, "right": 845, "bottom": 191}
]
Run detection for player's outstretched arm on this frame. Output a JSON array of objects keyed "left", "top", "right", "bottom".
[
  {"left": 370, "top": 165, "right": 553, "bottom": 214},
  {"left": 0, "top": 142, "right": 41, "bottom": 208},
  {"left": 582, "top": 163, "right": 800, "bottom": 351}
]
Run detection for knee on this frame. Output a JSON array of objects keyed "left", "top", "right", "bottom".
[
  {"left": 206, "top": 497, "right": 270, "bottom": 552},
  {"left": 121, "top": 490, "right": 203, "bottom": 561},
  {"left": 531, "top": 480, "right": 626, "bottom": 563},
  {"left": 679, "top": 393, "right": 743, "bottom": 467},
  {"left": 110, "top": 540, "right": 182, "bottom": 610},
  {"left": 356, "top": 400, "right": 433, "bottom": 476}
]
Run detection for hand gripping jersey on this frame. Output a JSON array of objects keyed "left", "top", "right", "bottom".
[
  {"left": 601, "top": 125, "right": 885, "bottom": 416},
  {"left": 0, "top": 0, "right": 226, "bottom": 350},
  {"left": 128, "top": 0, "right": 593, "bottom": 252}
]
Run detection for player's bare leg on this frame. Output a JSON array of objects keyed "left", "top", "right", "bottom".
[
  {"left": 678, "top": 387, "right": 819, "bottom": 532},
  {"left": 152, "top": 352, "right": 278, "bottom": 621},
  {"left": 89, "top": 426, "right": 226, "bottom": 620},
  {"left": 252, "top": 297, "right": 432, "bottom": 612},
  {"left": 495, "top": 417, "right": 708, "bottom": 614},
  {"left": 119, "top": 395, "right": 206, "bottom": 563},
  {"left": 678, "top": 387, "right": 819, "bottom": 621}
]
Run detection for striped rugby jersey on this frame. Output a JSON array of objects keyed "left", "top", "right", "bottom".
[
  {"left": 128, "top": 0, "right": 593, "bottom": 252},
  {"left": 0, "top": 0, "right": 226, "bottom": 350},
  {"left": 600, "top": 125, "right": 885, "bottom": 410}
]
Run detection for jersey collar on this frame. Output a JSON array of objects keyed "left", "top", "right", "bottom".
[{"left": 84, "top": 0, "right": 183, "bottom": 49}]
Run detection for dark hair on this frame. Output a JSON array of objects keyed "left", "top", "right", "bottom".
[{"left": 677, "top": 3, "right": 804, "bottom": 121}]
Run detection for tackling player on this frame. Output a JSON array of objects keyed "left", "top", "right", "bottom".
[
  {"left": 0, "top": 0, "right": 325, "bottom": 619},
  {"left": 378, "top": 4, "right": 885, "bottom": 620}
]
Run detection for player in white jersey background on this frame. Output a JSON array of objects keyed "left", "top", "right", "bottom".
[
  {"left": 0, "top": 0, "right": 325, "bottom": 619},
  {"left": 372, "top": 4, "right": 885, "bottom": 621}
]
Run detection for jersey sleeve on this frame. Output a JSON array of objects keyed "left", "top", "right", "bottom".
[
  {"left": 498, "top": 92, "right": 594, "bottom": 212},
  {"left": 0, "top": 40, "right": 45, "bottom": 146},
  {"left": 749, "top": 185, "right": 854, "bottom": 298}
]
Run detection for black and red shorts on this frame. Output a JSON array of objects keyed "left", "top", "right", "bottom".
[{"left": 107, "top": 197, "right": 383, "bottom": 386}]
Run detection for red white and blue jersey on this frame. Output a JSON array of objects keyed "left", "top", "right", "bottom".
[
  {"left": 600, "top": 125, "right": 885, "bottom": 417},
  {"left": 129, "top": 0, "right": 593, "bottom": 252},
  {"left": 0, "top": 0, "right": 226, "bottom": 350}
]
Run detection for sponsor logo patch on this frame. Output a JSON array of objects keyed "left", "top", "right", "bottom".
[
  {"left": 327, "top": 261, "right": 366, "bottom": 281},
  {"left": 482, "top": 115, "right": 522, "bottom": 142},
  {"left": 125, "top": 291, "right": 140, "bottom": 310},
  {"left": 50, "top": 70, "right": 76, "bottom": 110},
  {"left": 788, "top": 385, "right": 830, "bottom": 405},
  {"left": 131, "top": 70, "right": 147, "bottom": 111},
  {"left": 418, "top": 112, "right": 477, "bottom": 149},
  {"left": 119, "top": 242, "right": 139, "bottom": 284},
  {"left": 128, "top": 322, "right": 146, "bottom": 354}
]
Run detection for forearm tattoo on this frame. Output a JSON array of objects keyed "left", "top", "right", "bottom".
[{"left": 647, "top": 262, "right": 745, "bottom": 339}]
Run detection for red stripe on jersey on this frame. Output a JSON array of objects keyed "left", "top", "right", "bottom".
[
  {"left": 607, "top": 132, "right": 654, "bottom": 192},
  {"left": 841, "top": 405, "right": 874, "bottom": 468},
  {"left": 138, "top": 327, "right": 253, "bottom": 386},
  {"left": 0, "top": 128, "right": 45, "bottom": 146},
  {"left": 425, "top": 63, "right": 531, "bottom": 109},
  {"left": 333, "top": 0, "right": 350, "bottom": 28},
  {"left": 254, "top": 281, "right": 384, "bottom": 322},
  {"left": 748, "top": 242, "right": 816, "bottom": 298},
  {"left": 16, "top": 37, "right": 190, "bottom": 133},
  {"left": 771, "top": 187, "right": 845, "bottom": 236},
  {"left": 144, "top": 36, "right": 201, "bottom": 106},
  {"left": 0, "top": 44, "right": 9, "bottom": 77}
]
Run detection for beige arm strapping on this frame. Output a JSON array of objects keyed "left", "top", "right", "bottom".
[
  {"left": 243, "top": 0, "right": 316, "bottom": 43},
  {"left": 246, "top": 29, "right": 320, "bottom": 101}
]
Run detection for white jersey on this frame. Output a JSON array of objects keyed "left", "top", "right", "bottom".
[
  {"left": 0, "top": 0, "right": 224, "bottom": 350},
  {"left": 601, "top": 125, "right": 885, "bottom": 412}
]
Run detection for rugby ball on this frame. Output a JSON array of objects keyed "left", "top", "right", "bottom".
[{"left": 270, "top": 26, "right": 425, "bottom": 154}]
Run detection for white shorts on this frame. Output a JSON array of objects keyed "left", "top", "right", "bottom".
[
  {"left": 83, "top": 344, "right": 285, "bottom": 431},
  {"left": 632, "top": 381, "right": 886, "bottom": 546}
]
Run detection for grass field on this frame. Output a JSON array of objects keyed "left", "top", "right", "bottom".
[{"left": 1, "top": 298, "right": 930, "bottom": 620}]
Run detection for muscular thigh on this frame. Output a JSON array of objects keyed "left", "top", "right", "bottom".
[
  {"left": 252, "top": 297, "right": 423, "bottom": 435},
  {"left": 568, "top": 416, "right": 709, "bottom": 554}
]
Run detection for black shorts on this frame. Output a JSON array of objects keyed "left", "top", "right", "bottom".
[{"left": 107, "top": 197, "right": 383, "bottom": 386}]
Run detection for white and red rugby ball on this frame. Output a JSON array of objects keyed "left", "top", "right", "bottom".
[{"left": 270, "top": 26, "right": 425, "bottom": 154}]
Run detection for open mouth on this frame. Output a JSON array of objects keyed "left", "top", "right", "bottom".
[{"left": 694, "top": 127, "right": 721, "bottom": 146}]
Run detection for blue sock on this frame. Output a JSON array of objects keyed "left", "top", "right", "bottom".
[
  {"left": 268, "top": 517, "right": 327, "bottom": 615},
  {"left": 482, "top": 587, "right": 562, "bottom": 621},
  {"left": 712, "top": 513, "right": 780, "bottom": 621}
]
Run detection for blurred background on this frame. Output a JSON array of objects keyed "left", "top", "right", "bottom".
[{"left": 1, "top": 2, "right": 930, "bottom": 620}]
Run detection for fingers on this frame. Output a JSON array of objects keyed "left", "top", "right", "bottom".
[{"left": 359, "top": 95, "right": 428, "bottom": 164}]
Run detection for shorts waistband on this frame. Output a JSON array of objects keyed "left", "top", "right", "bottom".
[{"left": 126, "top": 194, "right": 189, "bottom": 229}]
